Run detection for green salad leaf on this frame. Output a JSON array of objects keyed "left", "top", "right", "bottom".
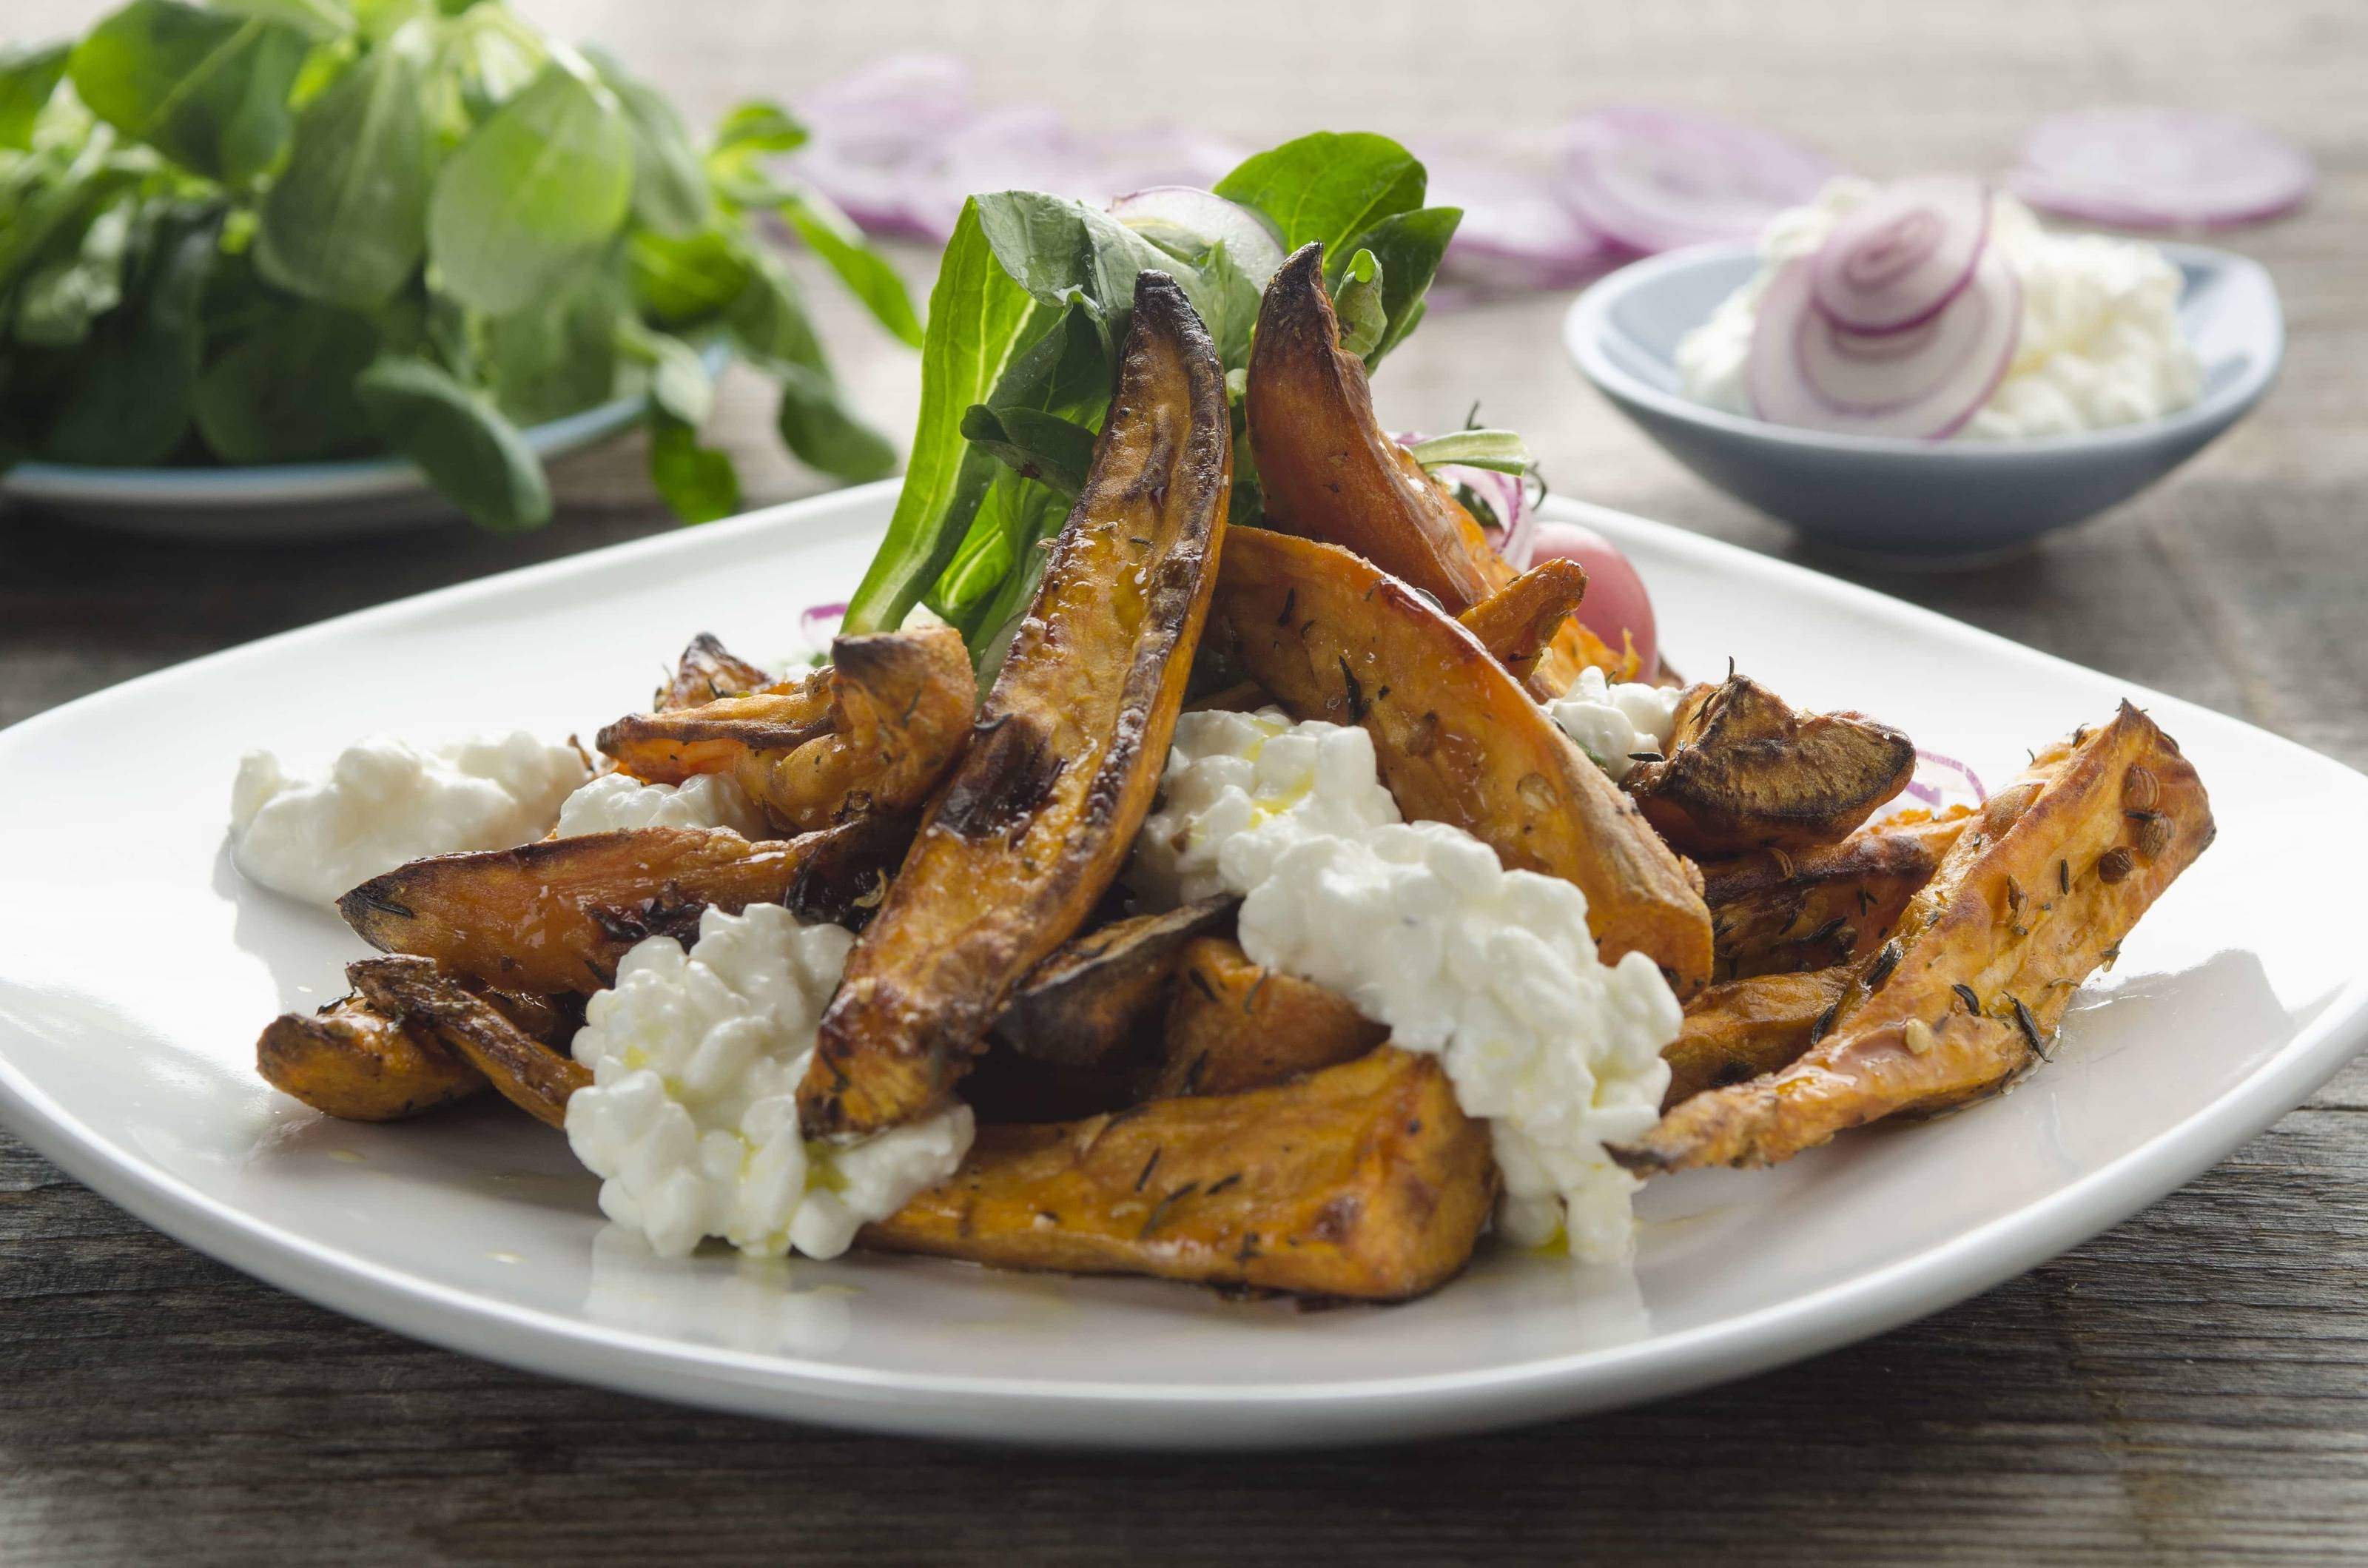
[
  {"left": 426, "top": 64, "right": 630, "bottom": 314},
  {"left": 255, "top": 36, "right": 429, "bottom": 308},
  {"left": 844, "top": 131, "right": 1462, "bottom": 676},
  {"left": 1, "top": 0, "right": 922, "bottom": 528},
  {"left": 355, "top": 353, "right": 549, "bottom": 529},
  {"left": 68, "top": 0, "right": 309, "bottom": 185}
]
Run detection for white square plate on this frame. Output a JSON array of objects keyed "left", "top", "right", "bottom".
[{"left": 1, "top": 483, "right": 2361, "bottom": 1449}]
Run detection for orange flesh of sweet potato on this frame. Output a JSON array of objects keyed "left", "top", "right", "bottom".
[
  {"left": 864, "top": 1047, "right": 1494, "bottom": 1300},
  {"left": 1245, "top": 243, "right": 1603, "bottom": 696},
  {"left": 1151, "top": 936, "right": 1388, "bottom": 1099},
  {"left": 340, "top": 817, "right": 904, "bottom": 995},
  {"left": 1458, "top": 558, "right": 1589, "bottom": 688},
  {"left": 1212, "top": 526, "right": 1713, "bottom": 997},
  {"left": 1703, "top": 812, "right": 1971, "bottom": 980},
  {"left": 1618, "top": 703, "right": 2213, "bottom": 1171},
  {"left": 802, "top": 272, "right": 1232, "bottom": 1137},
  {"left": 600, "top": 625, "right": 976, "bottom": 833},
  {"left": 1661, "top": 966, "right": 1851, "bottom": 1111}
]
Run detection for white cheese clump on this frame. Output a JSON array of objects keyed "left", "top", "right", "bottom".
[
  {"left": 1128, "top": 707, "right": 1401, "bottom": 906},
  {"left": 1130, "top": 709, "right": 1681, "bottom": 1261},
  {"left": 565, "top": 904, "right": 972, "bottom": 1260},
  {"left": 228, "top": 733, "right": 588, "bottom": 906},
  {"left": 1678, "top": 178, "right": 2204, "bottom": 440},
  {"left": 1546, "top": 666, "right": 1684, "bottom": 783},
  {"left": 555, "top": 771, "right": 771, "bottom": 838}
]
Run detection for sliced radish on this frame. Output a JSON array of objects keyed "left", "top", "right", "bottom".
[
  {"left": 1809, "top": 178, "right": 1990, "bottom": 334},
  {"left": 1749, "top": 247, "right": 2022, "bottom": 439},
  {"left": 1524, "top": 521, "right": 1657, "bottom": 677},
  {"left": 1555, "top": 107, "right": 1837, "bottom": 255},
  {"left": 1109, "top": 186, "right": 1285, "bottom": 285},
  {"left": 2007, "top": 107, "right": 2314, "bottom": 232}
]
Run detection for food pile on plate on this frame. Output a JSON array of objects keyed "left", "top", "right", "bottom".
[{"left": 245, "top": 137, "right": 2215, "bottom": 1301}]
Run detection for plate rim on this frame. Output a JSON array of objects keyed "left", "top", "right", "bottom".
[
  {"left": 1562, "top": 238, "right": 2284, "bottom": 461},
  {"left": 2, "top": 483, "right": 2363, "bottom": 1448}
]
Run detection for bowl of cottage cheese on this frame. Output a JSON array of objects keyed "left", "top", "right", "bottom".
[{"left": 1563, "top": 177, "right": 2284, "bottom": 562}]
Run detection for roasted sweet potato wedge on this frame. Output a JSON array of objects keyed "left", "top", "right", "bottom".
[
  {"left": 347, "top": 957, "right": 588, "bottom": 1128},
  {"left": 1246, "top": 243, "right": 1604, "bottom": 696},
  {"left": 1149, "top": 936, "right": 1388, "bottom": 1099},
  {"left": 657, "top": 632, "right": 773, "bottom": 712},
  {"left": 1618, "top": 703, "right": 2213, "bottom": 1171},
  {"left": 1627, "top": 674, "right": 1916, "bottom": 855},
  {"left": 1661, "top": 966, "right": 1851, "bottom": 1111},
  {"left": 1212, "top": 527, "right": 1713, "bottom": 997},
  {"left": 1703, "top": 811, "right": 1971, "bottom": 980},
  {"left": 991, "top": 898, "right": 1234, "bottom": 1069},
  {"left": 258, "top": 995, "right": 488, "bottom": 1121},
  {"left": 1459, "top": 558, "right": 1589, "bottom": 687},
  {"left": 258, "top": 978, "right": 570, "bottom": 1121},
  {"left": 804, "top": 272, "right": 1232, "bottom": 1137},
  {"left": 864, "top": 1046, "right": 1493, "bottom": 1299},
  {"left": 601, "top": 624, "right": 975, "bottom": 833},
  {"left": 341, "top": 816, "right": 906, "bottom": 995}
]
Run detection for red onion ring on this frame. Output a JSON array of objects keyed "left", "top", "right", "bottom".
[
  {"left": 1748, "top": 246, "right": 2022, "bottom": 439},
  {"left": 1392, "top": 432, "right": 1532, "bottom": 560},
  {"left": 799, "top": 602, "right": 849, "bottom": 649},
  {"left": 2006, "top": 107, "right": 2315, "bottom": 233},
  {"left": 1555, "top": 107, "right": 1838, "bottom": 255},
  {"left": 1418, "top": 147, "right": 1614, "bottom": 291},
  {"left": 1903, "top": 748, "right": 1988, "bottom": 808},
  {"left": 1809, "top": 178, "right": 1991, "bottom": 334}
]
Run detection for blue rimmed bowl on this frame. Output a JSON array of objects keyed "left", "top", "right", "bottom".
[{"left": 1564, "top": 240, "right": 2283, "bottom": 564}]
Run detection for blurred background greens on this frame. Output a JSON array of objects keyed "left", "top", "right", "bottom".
[{"left": 0, "top": 0, "right": 922, "bottom": 530}]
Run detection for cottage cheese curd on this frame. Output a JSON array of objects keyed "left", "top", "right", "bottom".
[
  {"left": 1677, "top": 178, "right": 2203, "bottom": 440},
  {"left": 555, "top": 771, "right": 771, "bottom": 838},
  {"left": 565, "top": 904, "right": 973, "bottom": 1260},
  {"left": 1130, "top": 710, "right": 1681, "bottom": 1260},
  {"left": 228, "top": 733, "right": 588, "bottom": 906},
  {"left": 1547, "top": 666, "right": 1684, "bottom": 783}
]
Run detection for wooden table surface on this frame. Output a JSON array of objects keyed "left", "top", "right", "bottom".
[{"left": 6, "top": 0, "right": 2366, "bottom": 1561}]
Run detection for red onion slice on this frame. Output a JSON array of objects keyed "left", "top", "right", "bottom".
[
  {"left": 799, "top": 601, "right": 849, "bottom": 650},
  {"left": 1748, "top": 247, "right": 2022, "bottom": 439},
  {"left": 1809, "top": 178, "right": 1991, "bottom": 334},
  {"left": 2007, "top": 107, "right": 2315, "bottom": 232},
  {"left": 1902, "top": 748, "right": 1988, "bottom": 808},
  {"left": 1555, "top": 107, "right": 1838, "bottom": 255},
  {"left": 1109, "top": 186, "right": 1285, "bottom": 285},
  {"left": 1418, "top": 147, "right": 1613, "bottom": 291}
]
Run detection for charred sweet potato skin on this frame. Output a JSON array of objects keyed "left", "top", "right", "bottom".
[
  {"left": 1661, "top": 967, "right": 1851, "bottom": 1111},
  {"left": 656, "top": 633, "right": 773, "bottom": 712},
  {"left": 1628, "top": 676, "right": 1916, "bottom": 855},
  {"left": 602, "top": 625, "right": 975, "bottom": 833},
  {"left": 1246, "top": 243, "right": 1601, "bottom": 696},
  {"left": 1213, "top": 527, "right": 1712, "bottom": 997},
  {"left": 1620, "top": 703, "right": 2213, "bottom": 1171},
  {"left": 340, "top": 818, "right": 903, "bottom": 995},
  {"left": 258, "top": 996, "right": 487, "bottom": 1120},
  {"left": 992, "top": 898, "right": 1235, "bottom": 1069},
  {"left": 803, "top": 273, "right": 1232, "bottom": 1137},
  {"left": 347, "top": 957, "right": 588, "bottom": 1128},
  {"left": 1703, "top": 812, "right": 1969, "bottom": 980},
  {"left": 1151, "top": 937, "right": 1388, "bottom": 1098},
  {"left": 864, "top": 1047, "right": 1494, "bottom": 1299}
]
